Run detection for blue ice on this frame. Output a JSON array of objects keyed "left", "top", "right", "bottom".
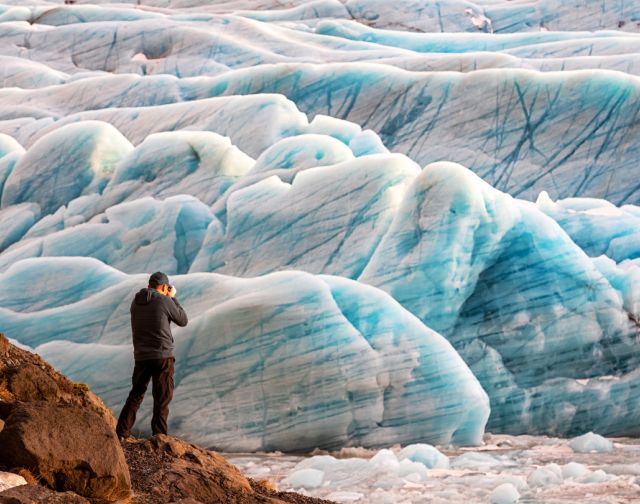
[{"left": 0, "top": 257, "right": 489, "bottom": 451}]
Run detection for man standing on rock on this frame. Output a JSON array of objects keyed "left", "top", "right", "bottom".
[{"left": 116, "top": 272, "right": 188, "bottom": 440}]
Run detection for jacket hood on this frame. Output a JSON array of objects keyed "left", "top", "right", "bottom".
[{"left": 135, "top": 288, "right": 157, "bottom": 305}]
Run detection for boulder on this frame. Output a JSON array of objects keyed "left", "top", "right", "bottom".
[
  {"left": 0, "top": 402, "right": 131, "bottom": 502},
  {"left": 123, "top": 435, "right": 333, "bottom": 504},
  {"left": 0, "top": 484, "right": 90, "bottom": 503}
]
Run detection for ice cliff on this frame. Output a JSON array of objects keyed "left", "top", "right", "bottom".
[{"left": 0, "top": 0, "right": 638, "bottom": 449}]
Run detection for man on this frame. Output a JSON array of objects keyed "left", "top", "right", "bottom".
[{"left": 116, "top": 271, "right": 188, "bottom": 440}]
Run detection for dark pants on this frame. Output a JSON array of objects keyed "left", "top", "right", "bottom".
[{"left": 116, "top": 357, "right": 175, "bottom": 438}]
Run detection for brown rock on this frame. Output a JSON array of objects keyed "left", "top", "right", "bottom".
[
  {"left": 0, "top": 484, "right": 89, "bottom": 503},
  {"left": 6, "top": 365, "right": 59, "bottom": 402},
  {"left": 0, "top": 402, "right": 131, "bottom": 502},
  {"left": 0, "top": 334, "right": 116, "bottom": 429},
  {"left": 13, "top": 470, "right": 36, "bottom": 486},
  {"left": 0, "top": 402, "right": 13, "bottom": 420},
  {"left": 122, "top": 435, "right": 334, "bottom": 504},
  {"left": 0, "top": 335, "right": 9, "bottom": 357}
]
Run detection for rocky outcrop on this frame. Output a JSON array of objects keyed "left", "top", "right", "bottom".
[
  {"left": 123, "top": 435, "right": 333, "bottom": 504},
  {"left": 0, "top": 333, "right": 131, "bottom": 501},
  {"left": 0, "top": 333, "right": 115, "bottom": 428},
  {"left": 0, "top": 484, "right": 90, "bottom": 503},
  {"left": 0, "top": 402, "right": 131, "bottom": 501}
]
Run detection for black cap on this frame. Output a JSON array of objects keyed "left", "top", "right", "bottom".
[{"left": 149, "top": 271, "right": 169, "bottom": 286}]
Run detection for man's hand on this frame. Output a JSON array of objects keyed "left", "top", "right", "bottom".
[{"left": 168, "top": 285, "right": 177, "bottom": 298}]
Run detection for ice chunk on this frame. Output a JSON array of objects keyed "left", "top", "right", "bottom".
[
  {"left": 285, "top": 468, "right": 325, "bottom": 489},
  {"left": 369, "top": 449, "right": 400, "bottom": 471},
  {"left": 325, "top": 491, "right": 364, "bottom": 502},
  {"left": 397, "top": 459, "right": 429, "bottom": 481},
  {"left": 398, "top": 444, "right": 449, "bottom": 469},
  {"left": 561, "top": 462, "right": 589, "bottom": 479},
  {"left": 569, "top": 432, "right": 614, "bottom": 453},
  {"left": 578, "top": 469, "right": 612, "bottom": 483},
  {"left": 451, "top": 452, "right": 506, "bottom": 470},
  {"left": 527, "top": 464, "right": 563, "bottom": 487},
  {"left": 361, "top": 162, "right": 640, "bottom": 435},
  {"left": 490, "top": 483, "right": 520, "bottom": 504}
]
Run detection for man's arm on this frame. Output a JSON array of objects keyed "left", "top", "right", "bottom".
[{"left": 166, "top": 297, "right": 188, "bottom": 327}]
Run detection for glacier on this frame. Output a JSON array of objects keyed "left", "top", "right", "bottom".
[
  {"left": 0, "top": 0, "right": 639, "bottom": 453},
  {"left": 0, "top": 257, "right": 489, "bottom": 450}
]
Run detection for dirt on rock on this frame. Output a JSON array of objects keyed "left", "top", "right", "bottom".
[
  {"left": 0, "top": 333, "right": 115, "bottom": 427},
  {"left": 0, "top": 484, "right": 91, "bottom": 503},
  {"left": 122, "top": 435, "right": 335, "bottom": 504}
]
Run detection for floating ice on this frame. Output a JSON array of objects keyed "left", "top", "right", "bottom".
[
  {"left": 291, "top": 448, "right": 430, "bottom": 492},
  {"left": 451, "top": 452, "right": 507, "bottom": 470},
  {"left": 569, "top": 432, "right": 614, "bottom": 453},
  {"left": 527, "top": 464, "right": 563, "bottom": 487},
  {"left": 560, "top": 462, "right": 590, "bottom": 479},
  {"left": 233, "top": 434, "right": 639, "bottom": 503},
  {"left": 285, "top": 468, "right": 325, "bottom": 489},
  {"left": 578, "top": 469, "right": 612, "bottom": 484},
  {"left": 398, "top": 444, "right": 449, "bottom": 469},
  {"left": 490, "top": 483, "right": 520, "bottom": 504},
  {"left": 324, "top": 491, "right": 364, "bottom": 503}
]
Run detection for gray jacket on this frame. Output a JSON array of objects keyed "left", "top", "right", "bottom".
[{"left": 130, "top": 288, "right": 188, "bottom": 361}]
